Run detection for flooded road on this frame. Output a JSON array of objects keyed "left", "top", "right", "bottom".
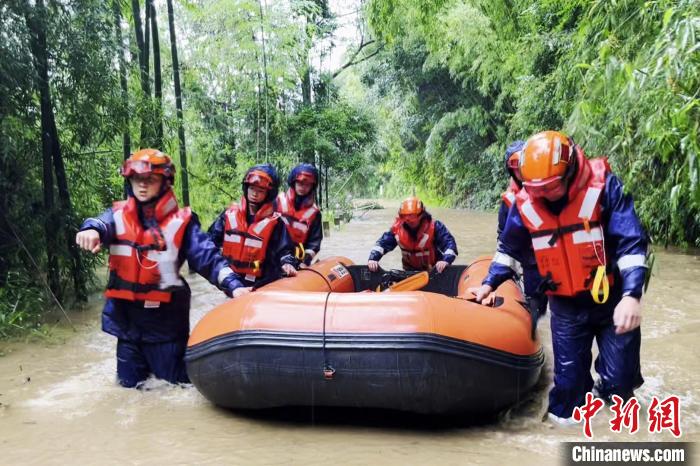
[{"left": 1, "top": 203, "right": 698, "bottom": 464}]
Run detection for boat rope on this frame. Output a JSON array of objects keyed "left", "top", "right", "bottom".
[{"left": 297, "top": 267, "right": 335, "bottom": 380}]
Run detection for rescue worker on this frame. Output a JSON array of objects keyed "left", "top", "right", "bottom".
[
  {"left": 470, "top": 131, "right": 648, "bottom": 423},
  {"left": 75, "top": 149, "right": 248, "bottom": 388},
  {"left": 276, "top": 163, "right": 323, "bottom": 267},
  {"left": 496, "top": 140, "right": 548, "bottom": 319},
  {"left": 368, "top": 196, "right": 458, "bottom": 273},
  {"left": 208, "top": 163, "right": 298, "bottom": 287}
]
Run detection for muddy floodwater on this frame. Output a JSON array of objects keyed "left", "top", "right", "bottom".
[{"left": 1, "top": 203, "right": 698, "bottom": 465}]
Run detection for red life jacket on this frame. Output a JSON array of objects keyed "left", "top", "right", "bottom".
[
  {"left": 501, "top": 179, "right": 520, "bottom": 209},
  {"left": 390, "top": 216, "right": 436, "bottom": 271},
  {"left": 222, "top": 197, "right": 279, "bottom": 280},
  {"left": 276, "top": 189, "right": 320, "bottom": 244},
  {"left": 105, "top": 189, "right": 191, "bottom": 303},
  {"left": 515, "top": 148, "right": 611, "bottom": 297}
]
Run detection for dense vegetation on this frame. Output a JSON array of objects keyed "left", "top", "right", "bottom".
[
  {"left": 0, "top": 0, "right": 697, "bottom": 336},
  {"left": 353, "top": 0, "right": 699, "bottom": 244}
]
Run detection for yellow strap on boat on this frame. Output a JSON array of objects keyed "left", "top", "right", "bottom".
[
  {"left": 384, "top": 271, "right": 429, "bottom": 293},
  {"left": 591, "top": 265, "right": 609, "bottom": 304}
]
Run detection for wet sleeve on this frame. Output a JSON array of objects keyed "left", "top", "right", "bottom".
[
  {"left": 185, "top": 214, "right": 245, "bottom": 296},
  {"left": 434, "top": 221, "right": 458, "bottom": 264},
  {"left": 272, "top": 221, "right": 299, "bottom": 268},
  {"left": 496, "top": 201, "right": 509, "bottom": 239},
  {"left": 206, "top": 210, "right": 227, "bottom": 249},
  {"left": 483, "top": 206, "right": 533, "bottom": 289},
  {"left": 368, "top": 230, "right": 397, "bottom": 261},
  {"left": 80, "top": 208, "right": 115, "bottom": 245},
  {"left": 602, "top": 174, "right": 649, "bottom": 299},
  {"left": 303, "top": 213, "right": 323, "bottom": 265}
]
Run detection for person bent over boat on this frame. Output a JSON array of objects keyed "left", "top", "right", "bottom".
[
  {"left": 496, "top": 140, "right": 548, "bottom": 320},
  {"left": 276, "top": 163, "right": 322, "bottom": 267},
  {"left": 75, "top": 149, "right": 247, "bottom": 388},
  {"left": 368, "top": 196, "right": 458, "bottom": 273},
  {"left": 470, "top": 131, "right": 649, "bottom": 423},
  {"left": 208, "top": 163, "right": 298, "bottom": 287}
]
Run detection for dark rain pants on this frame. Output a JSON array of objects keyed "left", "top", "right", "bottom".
[
  {"left": 116, "top": 338, "right": 190, "bottom": 388},
  {"left": 548, "top": 288, "right": 643, "bottom": 418}
]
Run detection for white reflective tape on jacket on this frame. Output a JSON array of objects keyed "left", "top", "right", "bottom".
[
  {"left": 618, "top": 254, "right": 647, "bottom": 270},
  {"left": 292, "top": 221, "right": 309, "bottom": 233},
  {"left": 532, "top": 235, "right": 555, "bottom": 250},
  {"left": 504, "top": 191, "right": 516, "bottom": 204},
  {"left": 113, "top": 210, "right": 126, "bottom": 235},
  {"left": 417, "top": 234, "right": 430, "bottom": 249},
  {"left": 571, "top": 227, "right": 603, "bottom": 244},
  {"left": 493, "top": 251, "right": 523, "bottom": 275},
  {"left": 244, "top": 238, "right": 263, "bottom": 249},
  {"left": 217, "top": 266, "right": 235, "bottom": 285},
  {"left": 277, "top": 193, "right": 289, "bottom": 212},
  {"left": 520, "top": 200, "right": 544, "bottom": 228},
  {"left": 224, "top": 234, "right": 242, "bottom": 243},
  {"left": 226, "top": 211, "right": 238, "bottom": 230},
  {"left": 301, "top": 208, "right": 317, "bottom": 221},
  {"left": 305, "top": 249, "right": 316, "bottom": 258},
  {"left": 443, "top": 248, "right": 456, "bottom": 257},
  {"left": 253, "top": 218, "right": 272, "bottom": 235},
  {"left": 578, "top": 187, "right": 602, "bottom": 220},
  {"left": 109, "top": 245, "right": 132, "bottom": 257},
  {"left": 371, "top": 245, "right": 384, "bottom": 254}
]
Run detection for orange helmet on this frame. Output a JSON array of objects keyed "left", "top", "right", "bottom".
[
  {"left": 519, "top": 131, "right": 574, "bottom": 187},
  {"left": 399, "top": 196, "right": 424, "bottom": 216},
  {"left": 121, "top": 149, "right": 175, "bottom": 181}
]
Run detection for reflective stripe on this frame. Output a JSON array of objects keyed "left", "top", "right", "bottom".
[
  {"left": 226, "top": 211, "right": 238, "bottom": 230},
  {"left": 505, "top": 191, "right": 515, "bottom": 204},
  {"left": 443, "top": 248, "right": 456, "bottom": 257},
  {"left": 520, "top": 200, "right": 544, "bottom": 228},
  {"left": 572, "top": 227, "right": 603, "bottom": 244},
  {"left": 109, "top": 245, "right": 132, "bottom": 257},
  {"left": 578, "top": 187, "right": 602, "bottom": 220},
  {"left": 146, "top": 218, "right": 185, "bottom": 262},
  {"left": 292, "top": 221, "right": 309, "bottom": 233},
  {"left": 305, "top": 249, "right": 316, "bottom": 258},
  {"left": 244, "top": 274, "right": 256, "bottom": 282},
  {"left": 161, "top": 196, "right": 178, "bottom": 217},
  {"left": 224, "top": 234, "right": 242, "bottom": 243},
  {"left": 618, "top": 254, "right": 647, "bottom": 270},
  {"left": 371, "top": 245, "right": 384, "bottom": 254},
  {"left": 253, "top": 218, "right": 272, "bottom": 235},
  {"left": 493, "top": 251, "right": 523, "bottom": 275},
  {"left": 532, "top": 235, "right": 555, "bottom": 250},
  {"left": 301, "top": 208, "right": 317, "bottom": 220},
  {"left": 114, "top": 210, "right": 126, "bottom": 235},
  {"left": 277, "top": 193, "right": 289, "bottom": 213},
  {"left": 217, "top": 266, "right": 234, "bottom": 285},
  {"left": 244, "top": 238, "right": 263, "bottom": 249},
  {"left": 417, "top": 233, "right": 430, "bottom": 249}
]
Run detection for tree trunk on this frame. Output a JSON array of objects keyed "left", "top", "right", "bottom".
[
  {"left": 257, "top": 0, "right": 270, "bottom": 161},
  {"left": 324, "top": 163, "right": 329, "bottom": 210},
  {"left": 25, "top": 0, "right": 61, "bottom": 301},
  {"left": 131, "top": 0, "right": 151, "bottom": 147},
  {"left": 166, "top": 0, "right": 189, "bottom": 206},
  {"left": 149, "top": 0, "right": 163, "bottom": 149},
  {"left": 301, "top": 64, "right": 311, "bottom": 107},
  {"left": 113, "top": 0, "right": 131, "bottom": 162}
]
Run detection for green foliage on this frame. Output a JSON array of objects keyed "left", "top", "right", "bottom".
[{"left": 361, "top": 0, "right": 700, "bottom": 245}]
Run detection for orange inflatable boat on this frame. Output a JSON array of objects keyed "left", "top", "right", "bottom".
[{"left": 186, "top": 256, "right": 544, "bottom": 414}]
